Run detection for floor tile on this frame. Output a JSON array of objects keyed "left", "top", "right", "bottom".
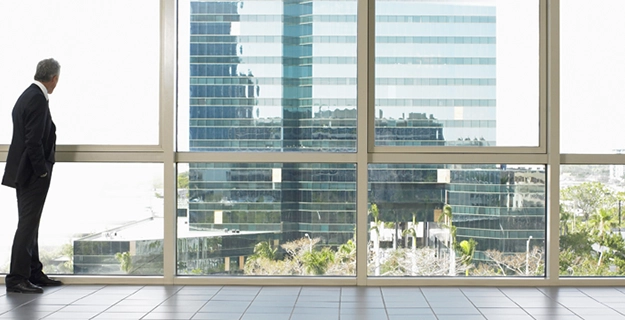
[
  {"left": 290, "top": 315, "right": 339, "bottom": 320},
  {"left": 92, "top": 312, "right": 148, "bottom": 319},
  {"left": 191, "top": 312, "right": 244, "bottom": 319},
  {"left": 0, "top": 285, "right": 624, "bottom": 320},
  {"left": 141, "top": 312, "right": 196, "bottom": 319}
]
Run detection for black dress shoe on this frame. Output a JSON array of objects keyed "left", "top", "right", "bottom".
[
  {"left": 30, "top": 275, "right": 63, "bottom": 287},
  {"left": 6, "top": 281, "right": 43, "bottom": 294}
]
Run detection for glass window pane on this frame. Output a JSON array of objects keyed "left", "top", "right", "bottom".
[
  {"left": 177, "top": 163, "right": 356, "bottom": 276},
  {"left": 0, "top": 163, "right": 163, "bottom": 276},
  {"left": 178, "top": 0, "right": 358, "bottom": 152},
  {"left": 375, "top": 0, "right": 539, "bottom": 147},
  {"left": 561, "top": 1, "right": 625, "bottom": 153},
  {"left": 368, "top": 164, "right": 546, "bottom": 277},
  {"left": 560, "top": 165, "right": 625, "bottom": 276},
  {"left": 0, "top": 1, "right": 159, "bottom": 145}
]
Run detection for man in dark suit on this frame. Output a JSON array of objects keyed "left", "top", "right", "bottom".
[{"left": 2, "top": 58, "right": 63, "bottom": 294}]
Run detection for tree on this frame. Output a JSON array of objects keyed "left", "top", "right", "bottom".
[
  {"left": 561, "top": 182, "right": 615, "bottom": 221},
  {"left": 375, "top": 247, "right": 468, "bottom": 276},
  {"left": 438, "top": 204, "right": 457, "bottom": 275},
  {"left": 458, "top": 239, "right": 477, "bottom": 276},
  {"left": 589, "top": 208, "right": 618, "bottom": 239},
  {"left": 324, "top": 239, "right": 357, "bottom": 275},
  {"left": 402, "top": 213, "right": 420, "bottom": 275},
  {"left": 560, "top": 203, "right": 573, "bottom": 235},
  {"left": 245, "top": 237, "right": 340, "bottom": 276},
  {"left": 250, "top": 241, "right": 277, "bottom": 260},
  {"left": 115, "top": 252, "right": 132, "bottom": 273},
  {"left": 369, "top": 203, "right": 382, "bottom": 276},
  {"left": 178, "top": 171, "right": 189, "bottom": 189},
  {"left": 302, "top": 248, "right": 335, "bottom": 275},
  {"left": 484, "top": 247, "right": 543, "bottom": 276}
]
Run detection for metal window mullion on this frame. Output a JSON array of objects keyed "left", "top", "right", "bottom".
[
  {"left": 356, "top": 0, "right": 374, "bottom": 285},
  {"left": 546, "top": 0, "right": 560, "bottom": 284},
  {"left": 161, "top": 0, "right": 177, "bottom": 284}
]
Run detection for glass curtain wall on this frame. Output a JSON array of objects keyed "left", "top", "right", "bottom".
[
  {"left": 559, "top": 0, "right": 625, "bottom": 278},
  {"left": 3, "top": 0, "right": 625, "bottom": 284},
  {"left": 0, "top": 0, "right": 162, "bottom": 277},
  {"left": 176, "top": 0, "right": 544, "bottom": 277}
]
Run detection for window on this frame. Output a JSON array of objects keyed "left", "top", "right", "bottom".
[
  {"left": 178, "top": 0, "right": 358, "bottom": 152},
  {"left": 177, "top": 163, "right": 356, "bottom": 276},
  {"left": 560, "top": 165, "right": 625, "bottom": 276},
  {"left": 561, "top": 0, "right": 625, "bottom": 154},
  {"left": 0, "top": 0, "right": 160, "bottom": 145},
  {"left": 375, "top": 0, "right": 540, "bottom": 148},
  {"left": 0, "top": 163, "right": 163, "bottom": 276},
  {"left": 369, "top": 164, "right": 546, "bottom": 276}
]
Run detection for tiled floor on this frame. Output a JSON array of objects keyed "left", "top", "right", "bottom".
[{"left": 1, "top": 285, "right": 625, "bottom": 320}]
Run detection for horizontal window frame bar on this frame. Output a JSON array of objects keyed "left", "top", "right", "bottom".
[
  {"left": 41, "top": 276, "right": 625, "bottom": 287},
  {"left": 7, "top": 151, "right": 625, "bottom": 165}
]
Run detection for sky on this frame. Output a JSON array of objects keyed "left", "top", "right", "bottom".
[{"left": 0, "top": 0, "right": 160, "bottom": 145}]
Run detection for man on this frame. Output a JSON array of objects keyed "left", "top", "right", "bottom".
[{"left": 2, "top": 58, "right": 63, "bottom": 294}]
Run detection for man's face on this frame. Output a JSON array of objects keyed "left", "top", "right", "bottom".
[{"left": 48, "top": 74, "right": 59, "bottom": 94}]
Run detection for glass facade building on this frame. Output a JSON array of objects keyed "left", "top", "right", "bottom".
[{"left": 184, "top": 0, "right": 544, "bottom": 275}]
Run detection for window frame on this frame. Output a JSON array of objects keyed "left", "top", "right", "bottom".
[{"left": 5, "top": 0, "right": 625, "bottom": 287}]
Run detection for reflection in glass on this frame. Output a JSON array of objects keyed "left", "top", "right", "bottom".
[
  {"left": 375, "top": 0, "right": 539, "bottom": 147},
  {"left": 0, "top": 164, "right": 164, "bottom": 276},
  {"left": 179, "top": 0, "right": 358, "bottom": 152},
  {"left": 368, "top": 164, "right": 545, "bottom": 276},
  {"left": 560, "top": 165, "right": 625, "bottom": 276},
  {"left": 177, "top": 163, "right": 356, "bottom": 276}
]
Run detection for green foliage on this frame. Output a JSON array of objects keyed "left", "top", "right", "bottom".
[
  {"left": 40, "top": 243, "right": 74, "bottom": 275},
  {"left": 589, "top": 208, "right": 618, "bottom": 238},
  {"left": 559, "top": 181, "right": 625, "bottom": 276},
  {"left": 337, "top": 239, "right": 356, "bottom": 262},
  {"left": 250, "top": 241, "right": 277, "bottom": 260},
  {"left": 302, "top": 248, "right": 335, "bottom": 275},
  {"left": 402, "top": 214, "right": 419, "bottom": 245},
  {"left": 561, "top": 182, "right": 616, "bottom": 220},
  {"left": 369, "top": 203, "right": 381, "bottom": 236},
  {"left": 458, "top": 239, "right": 477, "bottom": 276},
  {"left": 178, "top": 171, "right": 189, "bottom": 189},
  {"left": 458, "top": 239, "right": 477, "bottom": 266},
  {"left": 560, "top": 232, "right": 592, "bottom": 253},
  {"left": 115, "top": 252, "right": 132, "bottom": 273}
]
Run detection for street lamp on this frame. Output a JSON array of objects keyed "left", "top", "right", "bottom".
[
  {"left": 525, "top": 235, "right": 533, "bottom": 275},
  {"left": 305, "top": 233, "right": 312, "bottom": 253}
]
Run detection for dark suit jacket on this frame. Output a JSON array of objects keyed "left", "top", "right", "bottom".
[{"left": 2, "top": 84, "right": 56, "bottom": 188}]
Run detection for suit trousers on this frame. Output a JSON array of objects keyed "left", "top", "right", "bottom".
[{"left": 5, "top": 171, "right": 52, "bottom": 287}]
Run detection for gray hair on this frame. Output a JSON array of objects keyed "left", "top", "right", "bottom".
[{"left": 34, "top": 58, "right": 61, "bottom": 82}]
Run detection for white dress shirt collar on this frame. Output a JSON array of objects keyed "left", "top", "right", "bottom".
[{"left": 33, "top": 81, "right": 49, "bottom": 101}]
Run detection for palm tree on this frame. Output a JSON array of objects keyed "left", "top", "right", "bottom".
[
  {"left": 559, "top": 204, "right": 573, "bottom": 235},
  {"left": 302, "top": 248, "right": 335, "bottom": 275},
  {"left": 458, "top": 239, "right": 477, "bottom": 276},
  {"left": 369, "top": 203, "right": 382, "bottom": 275},
  {"left": 251, "top": 241, "right": 277, "bottom": 260},
  {"left": 438, "top": 204, "right": 457, "bottom": 275},
  {"left": 402, "top": 213, "right": 419, "bottom": 275},
  {"left": 115, "top": 252, "right": 132, "bottom": 273},
  {"left": 589, "top": 208, "right": 617, "bottom": 238}
]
